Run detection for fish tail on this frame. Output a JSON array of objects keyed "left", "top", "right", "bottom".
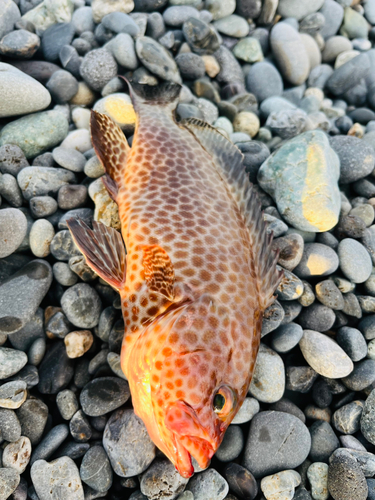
[
  {"left": 67, "top": 218, "right": 127, "bottom": 291},
  {"left": 122, "top": 77, "right": 181, "bottom": 114}
]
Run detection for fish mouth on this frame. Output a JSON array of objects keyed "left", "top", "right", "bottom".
[{"left": 166, "top": 400, "right": 218, "bottom": 478}]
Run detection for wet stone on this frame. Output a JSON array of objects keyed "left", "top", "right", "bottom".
[
  {"left": 140, "top": 459, "right": 188, "bottom": 500},
  {"left": 80, "top": 377, "right": 130, "bottom": 417},
  {"left": 223, "top": 463, "right": 258, "bottom": 500},
  {"left": 103, "top": 409, "right": 155, "bottom": 477},
  {"left": 332, "top": 401, "right": 364, "bottom": 434},
  {"left": 243, "top": 411, "right": 311, "bottom": 478}
]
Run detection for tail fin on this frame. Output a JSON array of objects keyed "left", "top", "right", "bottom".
[{"left": 120, "top": 77, "right": 181, "bottom": 113}]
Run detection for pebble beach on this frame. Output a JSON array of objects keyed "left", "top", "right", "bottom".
[{"left": 2, "top": 0, "right": 375, "bottom": 499}]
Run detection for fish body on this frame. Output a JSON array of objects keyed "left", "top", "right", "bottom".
[{"left": 68, "top": 81, "right": 281, "bottom": 478}]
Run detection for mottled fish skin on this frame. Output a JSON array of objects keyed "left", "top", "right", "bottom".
[{"left": 68, "top": 81, "right": 281, "bottom": 478}]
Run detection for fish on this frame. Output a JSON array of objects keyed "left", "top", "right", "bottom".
[{"left": 67, "top": 80, "right": 282, "bottom": 478}]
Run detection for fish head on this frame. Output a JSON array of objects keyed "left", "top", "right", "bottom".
[{"left": 126, "top": 294, "right": 249, "bottom": 478}]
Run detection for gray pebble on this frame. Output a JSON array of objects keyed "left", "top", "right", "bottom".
[
  {"left": 231, "top": 397, "right": 260, "bottom": 425},
  {"left": 70, "top": 409, "right": 93, "bottom": 443},
  {"left": 103, "top": 409, "right": 155, "bottom": 477},
  {"left": 80, "top": 377, "right": 130, "bottom": 417},
  {"left": 0, "top": 468, "right": 20, "bottom": 500},
  {"left": 0, "top": 208, "right": 27, "bottom": 259},
  {"left": 271, "top": 322, "right": 303, "bottom": 353},
  {"left": 309, "top": 420, "right": 339, "bottom": 462},
  {"left": 18, "top": 167, "right": 75, "bottom": 201},
  {"left": 248, "top": 343, "right": 285, "bottom": 403},
  {"left": 261, "top": 300, "right": 285, "bottom": 336},
  {"left": 216, "top": 425, "right": 244, "bottom": 462},
  {"left": 29, "top": 196, "right": 58, "bottom": 219},
  {"left": 102, "top": 11, "right": 140, "bottom": 35},
  {"left": 80, "top": 48, "right": 118, "bottom": 91},
  {"left": 61, "top": 283, "right": 102, "bottom": 329},
  {"left": 330, "top": 135, "right": 375, "bottom": 183},
  {"left": 57, "top": 184, "right": 88, "bottom": 210},
  {"left": 38, "top": 340, "right": 74, "bottom": 394},
  {"left": 53, "top": 262, "right": 78, "bottom": 287},
  {"left": 293, "top": 243, "right": 339, "bottom": 279},
  {"left": 30, "top": 424, "right": 69, "bottom": 466},
  {"left": 338, "top": 238, "right": 372, "bottom": 284},
  {"left": 56, "top": 389, "right": 79, "bottom": 421},
  {"left": 328, "top": 452, "right": 368, "bottom": 500},
  {"left": 29, "top": 219, "right": 54, "bottom": 258},
  {"left": 336, "top": 327, "right": 367, "bottom": 362},
  {"left": 136, "top": 36, "right": 181, "bottom": 83},
  {"left": 342, "top": 359, "right": 375, "bottom": 391},
  {"left": 28, "top": 338, "right": 46, "bottom": 366},
  {"left": 46, "top": 70, "right": 78, "bottom": 104},
  {"left": 186, "top": 468, "right": 228, "bottom": 500},
  {"left": 246, "top": 61, "right": 283, "bottom": 102},
  {"left": 16, "top": 398, "right": 47, "bottom": 445},
  {"left": 0, "top": 173, "right": 22, "bottom": 207},
  {"left": 286, "top": 366, "right": 318, "bottom": 393},
  {"left": 52, "top": 147, "right": 86, "bottom": 173},
  {"left": 269, "top": 397, "right": 306, "bottom": 423},
  {"left": 105, "top": 33, "right": 138, "bottom": 70},
  {"left": 315, "top": 279, "right": 344, "bottom": 310},
  {"left": 80, "top": 445, "right": 113, "bottom": 493},
  {"left": 0, "top": 144, "right": 28, "bottom": 177},
  {"left": 333, "top": 400, "right": 364, "bottom": 434},
  {"left": 298, "top": 303, "right": 335, "bottom": 332},
  {"left": 50, "top": 230, "right": 80, "bottom": 262}
]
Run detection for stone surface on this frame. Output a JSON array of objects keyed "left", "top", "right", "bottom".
[
  {"left": 258, "top": 131, "right": 340, "bottom": 232},
  {"left": 338, "top": 239, "right": 372, "bottom": 284},
  {"left": 186, "top": 468, "right": 228, "bottom": 500},
  {"left": 80, "top": 445, "right": 112, "bottom": 493},
  {"left": 61, "top": 283, "right": 102, "bottom": 329},
  {"left": 140, "top": 459, "right": 188, "bottom": 500},
  {"left": 80, "top": 377, "right": 130, "bottom": 417},
  {"left": 248, "top": 344, "right": 285, "bottom": 403},
  {"left": 0, "top": 208, "right": 27, "bottom": 259}
]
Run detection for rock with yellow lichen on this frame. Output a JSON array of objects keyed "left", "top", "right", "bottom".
[
  {"left": 89, "top": 177, "right": 121, "bottom": 231},
  {"left": 93, "top": 93, "right": 136, "bottom": 132},
  {"left": 257, "top": 130, "right": 340, "bottom": 232}
]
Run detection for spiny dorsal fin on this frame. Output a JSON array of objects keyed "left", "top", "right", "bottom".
[
  {"left": 181, "top": 118, "right": 282, "bottom": 309},
  {"left": 67, "top": 218, "right": 126, "bottom": 291},
  {"left": 90, "top": 110, "right": 129, "bottom": 199},
  {"left": 142, "top": 245, "right": 175, "bottom": 301}
]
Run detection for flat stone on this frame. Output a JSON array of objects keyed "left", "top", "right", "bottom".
[
  {"left": 258, "top": 131, "right": 340, "bottom": 232},
  {"left": 18, "top": 167, "right": 75, "bottom": 200},
  {"left": 21, "top": 0, "right": 73, "bottom": 33},
  {"left": 0, "top": 381, "right": 27, "bottom": 409},
  {"left": 80, "top": 377, "right": 130, "bottom": 417},
  {"left": 136, "top": 36, "right": 181, "bottom": 84},
  {"left": 338, "top": 238, "right": 372, "bottom": 284},
  {"left": 248, "top": 344, "right": 285, "bottom": 403},
  {"left": 299, "top": 330, "right": 353, "bottom": 378},
  {"left": 80, "top": 445, "right": 112, "bottom": 493},
  {"left": 243, "top": 411, "right": 311, "bottom": 478}
]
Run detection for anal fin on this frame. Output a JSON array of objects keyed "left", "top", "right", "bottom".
[{"left": 67, "top": 218, "right": 126, "bottom": 291}]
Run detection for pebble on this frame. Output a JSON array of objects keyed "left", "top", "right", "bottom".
[
  {"left": 80, "top": 445, "right": 112, "bottom": 493},
  {"left": 61, "top": 283, "right": 101, "bottom": 329},
  {"left": 0, "top": 208, "right": 27, "bottom": 259},
  {"left": 214, "top": 14, "right": 249, "bottom": 38},
  {"left": 338, "top": 238, "right": 372, "bottom": 284},
  {"left": 2, "top": 437, "right": 31, "bottom": 474},
  {"left": 271, "top": 322, "right": 303, "bottom": 353},
  {"left": 330, "top": 135, "right": 375, "bottom": 184},
  {"left": 243, "top": 411, "right": 311, "bottom": 478},
  {"left": 80, "top": 48, "right": 118, "bottom": 92},
  {"left": 186, "top": 468, "right": 228, "bottom": 500},
  {"left": 286, "top": 366, "right": 318, "bottom": 393},
  {"left": 272, "top": 233, "right": 304, "bottom": 271},
  {"left": 270, "top": 22, "right": 310, "bottom": 85},
  {"left": 18, "top": 167, "right": 75, "bottom": 201},
  {"left": 299, "top": 330, "right": 354, "bottom": 378},
  {"left": 58, "top": 185, "right": 88, "bottom": 210},
  {"left": 332, "top": 400, "right": 364, "bottom": 434},
  {"left": 261, "top": 470, "right": 301, "bottom": 500},
  {"left": 136, "top": 36, "right": 181, "bottom": 83},
  {"left": 64, "top": 330, "right": 93, "bottom": 359},
  {"left": 0, "top": 468, "right": 20, "bottom": 500},
  {"left": 328, "top": 452, "right": 368, "bottom": 500},
  {"left": 246, "top": 61, "right": 283, "bottom": 102},
  {"left": 326, "top": 53, "right": 370, "bottom": 96},
  {"left": 52, "top": 147, "right": 86, "bottom": 173},
  {"left": 293, "top": 243, "right": 339, "bottom": 278},
  {"left": 315, "top": 279, "right": 344, "bottom": 310},
  {"left": 29, "top": 219, "right": 54, "bottom": 258},
  {"left": 93, "top": 93, "right": 136, "bottom": 132},
  {"left": 30, "top": 424, "right": 69, "bottom": 465},
  {"left": 69, "top": 409, "right": 92, "bottom": 442},
  {"left": 258, "top": 131, "right": 340, "bottom": 233},
  {"left": 103, "top": 409, "right": 155, "bottom": 477},
  {"left": 298, "top": 303, "right": 335, "bottom": 332},
  {"left": 342, "top": 359, "right": 375, "bottom": 391},
  {"left": 91, "top": 0, "right": 134, "bottom": 23},
  {"left": 38, "top": 340, "right": 74, "bottom": 394},
  {"left": 233, "top": 37, "right": 263, "bottom": 64},
  {"left": 16, "top": 399, "right": 47, "bottom": 445},
  {"left": 80, "top": 377, "right": 130, "bottom": 417},
  {"left": 30, "top": 456, "right": 84, "bottom": 500},
  {"left": 309, "top": 420, "right": 340, "bottom": 462},
  {"left": 56, "top": 389, "right": 79, "bottom": 420},
  {"left": 307, "top": 462, "right": 329, "bottom": 500},
  {"left": 28, "top": 337, "right": 46, "bottom": 366},
  {"left": 248, "top": 344, "right": 285, "bottom": 403},
  {"left": 105, "top": 33, "right": 138, "bottom": 70},
  {"left": 29, "top": 196, "right": 58, "bottom": 219},
  {"left": 231, "top": 397, "right": 260, "bottom": 425},
  {"left": 336, "top": 327, "right": 367, "bottom": 362},
  {"left": 216, "top": 425, "right": 244, "bottom": 462},
  {"left": 140, "top": 459, "right": 188, "bottom": 499},
  {"left": 0, "top": 381, "right": 27, "bottom": 409}
]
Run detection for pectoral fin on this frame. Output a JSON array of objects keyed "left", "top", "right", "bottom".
[
  {"left": 67, "top": 218, "right": 126, "bottom": 291},
  {"left": 142, "top": 245, "right": 175, "bottom": 301}
]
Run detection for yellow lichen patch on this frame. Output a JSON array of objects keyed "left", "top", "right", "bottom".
[
  {"left": 94, "top": 93, "right": 136, "bottom": 131},
  {"left": 301, "top": 143, "right": 339, "bottom": 232},
  {"left": 88, "top": 177, "right": 121, "bottom": 230},
  {"left": 306, "top": 254, "right": 333, "bottom": 276}
]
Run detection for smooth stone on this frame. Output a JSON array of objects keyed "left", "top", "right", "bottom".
[
  {"left": 0, "top": 468, "right": 20, "bottom": 500},
  {"left": 29, "top": 196, "right": 58, "bottom": 219},
  {"left": 277, "top": 0, "right": 324, "bottom": 20},
  {"left": 330, "top": 135, "right": 375, "bottom": 183},
  {"left": 136, "top": 36, "right": 181, "bottom": 84},
  {"left": 213, "top": 14, "right": 249, "bottom": 38},
  {"left": 310, "top": 420, "right": 340, "bottom": 462},
  {"left": 361, "top": 389, "right": 375, "bottom": 445},
  {"left": 80, "top": 377, "right": 130, "bottom": 417},
  {"left": 0, "top": 0, "right": 21, "bottom": 39},
  {"left": 315, "top": 279, "right": 344, "bottom": 310},
  {"left": 31, "top": 457, "right": 84, "bottom": 500},
  {"left": 56, "top": 389, "right": 79, "bottom": 420},
  {"left": 16, "top": 398, "right": 47, "bottom": 445},
  {"left": 0, "top": 208, "right": 27, "bottom": 258},
  {"left": 186, "top": 469, "right": 228, "bottom": 500},
  {"left": 0, "top": 111, "right": 68, "bottom": 159},
  {"left": 338, "top": 238, "right": 372, "bottom": 283},
  {"left": 270, "top": 22, "right": 310, "bottom": 85},
  {"left": 328, "top": 453, "right": 368, "bottom": 500},
  {"left": 103, "top": 409, "right": 155, "bottom": 477},
  {"left": 261, "top": 470, "right": 301, "bottom": 500},
  {"left": 140, "top": 459, "right": 188, "bottom": 499},
  {"left": 30, "top": 424, "right": 69, "bottom": 465},
  {"left": 298, "top": 303, "right": 335, "bottom": 332},
  {"left": 286, "top": 366, "right": 318, "bottom": 393},
  {"left": 102, "top": 11, "right": 139, "bottom": 35},
  {"left": 231, "top": 397, "right": 260, "bottom": 425},
  {"left": 299, "top": 330, "right": 354, "bottom": 378},
  {"left": 293, "top": 243, "right": 339, "bottom": 278},
  {"left": 80, "top": 48, "right": 118, "bottom": 92},
  {"left": 0, "top": 28, "right": 39, "bottom": 60},
  {"left": 182, "top": 17, "right": 221, "bottom": 55},
  {"left": 52, "top": 147, "right": 85, "bottom": 173},
  {"left": 322, "top": 36, "right": 353, "bottom": 63},
  {"left": 233, "top": 37, "right": 263, "bottom": 63},
  {"left": 223, "top": 462, "right": 258, "bottom": 500},
  {"left": 91, "top": 0, "right": 134, "bottom": 23},
  {"left": 246, "top": 61, "right": 283, "bottom": 102},
  {"left": 307, "top": 462, "right": 329, "bottom": 500},
  {"left": 163, "top": 6, "right": 199, "bottom": 26},
  {"left": 28, "top": 337, "right": 46, "bottom": 366},
  {"left": 0, "top": 144, "right": 29, "bottom": 177},
  {"left": 260, "top": 96, "right": 296, "bottom": 120},
  {"left": 271, "top": 322, "right": 303, "bottom": 353},
  {"left": 243, "top": 411, "right": 311, "bottom": 478},
  {"left": 38, "top": 340, "right": 74, "bottom": 394},
  {"left": 0, "top": 381, "right": 27, "bottom": 409},
  {"left": 61, "top": 283, "right": 101, "bottom": 329},
  {"left": 326, "top": 53, "right": 370, "bottom": 95},
  {"left": 29, "top": 219, "right": 54, "bottom": 258},
  {"left": 258, "top": 131, "right": 340, "bottom": 232},
  {"left": 0, "top": 63, "right": 51, "bottom": 118},
  {"left": 342, "top": 359, "right": 375, "bottom": 391},
  {"left": 18, "top": 167, "right": 75, "bottom": 200},
  {"left": 331, "top": 448, "right": 375, "bottom": 478},
  {"left": 93, "top": 93, "right": 136, "bottom": 132},
  {"left": 57, "top": 184, "right": 88, "bottom": 210},
  {"left": 2, "top": 436, "right": 31, "bottom": 473},
  {"left": 64, "top": 330, "right": 93, "bottom": 359},
  {"left": 80, "top": 445, "right": 112, "bottom": 493},
  {"left": 270, "top": 397, "right": 306, "bottom": 423},
  {"left": 175, "top": 53, "right": 206, "bottom": 80},
  {"left": 333, "top": 401, "right": 364, "bottom": 434},
  {"left": 216, "top": 425, "right": 244, "bottom": 462},
  {"left": 265, "top": 108, "right": 307, "bottom": 140},
  {"left": 105, "top": 33, "right": 138, "bottom": 70},
  {"left": 320, "top": 0, "right": 344, "bottom": 40},
  {"left": 336, "top": 327, "right": 367, "bottom": 362},
  {"left": 69, "top": 410, "right": 92, "bottom": 442},
  {"left": 248, "top": 344, "right": 285, "bottom": 403},
  {"left": 341, "top": 6, "right": 369, "bottom": 39}
]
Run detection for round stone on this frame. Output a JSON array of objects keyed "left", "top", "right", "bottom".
[
  {"left": 223, "top": 462, "right": 258, "bottom": 500},
  {"left": 215, "top": 425, "right": 244, "bottom": 462},
  {"left": 52, "top": 147, "right": 86, "bottom": 173},
  {"left": 310, "top": 420, "right": 340, "bottom": 462},
  {"left": 16, "top": 398, "right": 47, "bottom": 446},
  {"left": 46, "top": 70, "right": 78, "bottom": 104},
  {"left": 243, "top": 411, "right": 311, "bottom": 478},
  {"left": 231, "top": 397, "right": 260, "bottom": 425},
  {"left": 299, "top": 330, "right": 354, "bottom": 378},
  {"left": 0, "top": 381, "right": 27, "bottom": 409},
  {"left": 248, "top": 344, "right": 285, "bottom": 403},
  {"left": 271, "top": 322, "right": 303, "bottom": 353},
  {"left": 186, "top": 469, "right": 229, "bottom": 500},
  {"left": 2, "top": 436, "right": 31, "bottom": 473},
  {"left": 56, "top": 389, "right": 79, "bottom": 421},
  {"left": 80, "top": 377, "right": 130, "bottom": 417},
  {"left": 0, "top": 468, "right": 20, "bottom": 500},
  {"left": 342, "top": 359, "right": 375, "bottom": 391},
  {"left": 246, "top": 61, "right": 283, "bottom": 102},
  {"left": 261, "top": 470, "right": 301, "bottom": 500},
  {"left": 64, "top": 330, "right": 93, "bottom": 359},
  {"left": 80, "top": 48, "right": 118, "bottom": 92},
  {"left": 0, "top": 63, "right": 51, "bottom": 118},
  {"left": 0, "top": 208, "right": 27, "bottom": 258},
  {"left": 328, "top": 452, "right": 368, "bottom": 500},
  {"left": 333, "top": 401, "right": 364, "bottom": 435},
  {"left": 61, "top": 283, "right": 102, "bottom": 329},
  {"left": 338, "top": 238, "right": 372, "bottom": 284},
  {"left": 93, "top": 93, "right": 136, "bottom": 131},
  {"left": 336, "top": 327, "right": 367, "bottom": 362},
  {"left": 103, "top": 408, "right": 155, "bottom": 477},
  {"left": 293, "top": 243, "right": 339, "bottom": 278},
  {"left": 298, "top": 303, "right": 336, "bottom": 332},
  {"left": 330, "top": 135, "right": 375, "bottom": 184},
  {"left": 29, "top": 219, "right": 55, "bottom": 258},
  {"left": 80, "top": 445, "right": 113, "bottom": 493}
]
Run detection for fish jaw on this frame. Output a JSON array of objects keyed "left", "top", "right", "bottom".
[{"left": 165, "top": 400, "right": 219, "bottom": 476}]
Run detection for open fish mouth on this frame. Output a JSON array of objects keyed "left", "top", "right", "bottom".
[{"left": 172, "top": 433, "right": 214, "bottom": 478}]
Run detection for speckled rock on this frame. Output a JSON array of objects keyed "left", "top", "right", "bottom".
[
  {"left": 2, "top": 436, "right": 31, "bottom": 473},
  {"left": 88, "top": 177, "right": 120, "bottom": 230},
  {"left": 0, "top": 208, "right": 27, "bottom": 259},
  {"left": 61, "top": 283, "right": 101, "bottom": 329},
  {"left": 186, "top": 468, "right": 228, "bottom": 500},
  {"left": 307, "top": 462, "right": 329, "bottom": 500},
  {"left": 261, "top": 470, "right": 301, "bottom": 500},
  {"left": 249, "top": 344, "right": 285, "bottom": 403},
  {"left": 64, "top": 330, "right": 93, "bottom": 359},
  {"left": 328, "top": 452, "right": 368, "bottom": 500},
  {"left": 140, "top": 459, "right": 188, "bottom": 500},
  {"left": 136, "top": 36, "right": 181, "bottom": 84},
  {"left": 258, "top": 131, "right": 340, "bottom": 232}
]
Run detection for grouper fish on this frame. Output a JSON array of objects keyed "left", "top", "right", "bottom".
[{"left": 67, "top": 81, "right": 282, "bottom": 478}]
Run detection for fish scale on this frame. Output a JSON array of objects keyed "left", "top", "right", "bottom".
[{"left": 67, "top": 80, "right": 282, "bottom": 478}]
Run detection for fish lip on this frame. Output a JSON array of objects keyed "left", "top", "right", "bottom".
[{"left": 172, "top": 432, "right": 214, "bottom": 477}]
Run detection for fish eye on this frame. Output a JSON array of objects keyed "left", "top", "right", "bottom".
[{"left": 212, "top": 386, "right": 236, "bottom": 417}]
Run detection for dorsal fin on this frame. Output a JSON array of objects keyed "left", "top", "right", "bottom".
[
  {"left": 90, "top": 110, "right": 129, "bottom": 199},
  {"left": 181, "top": 118, "right": 282, "bottom": 309}
]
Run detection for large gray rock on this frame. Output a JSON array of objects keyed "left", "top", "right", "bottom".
[{"left": 0, "top": 63, "right": 51, "bottom": 118}]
